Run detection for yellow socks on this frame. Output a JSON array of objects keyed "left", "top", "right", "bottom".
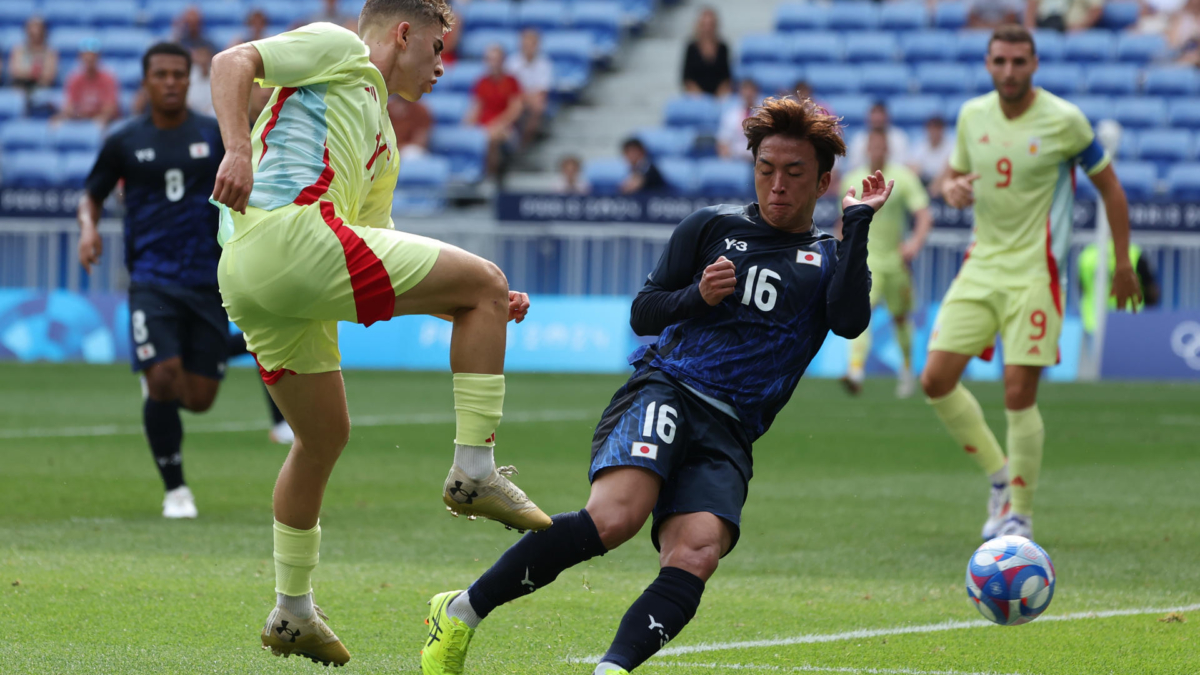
[
  {"left": 1006, "top": 405, "right": 1044, "bottom": 517},
  {"left": 274, "top": 520, "right": 320, "bottom": 597},
  {"left": 453, "top": 373, "right": 505, "bottom": 447},
  {"left": 928, "top": 384, "right": 1007, "bottom": 476}
]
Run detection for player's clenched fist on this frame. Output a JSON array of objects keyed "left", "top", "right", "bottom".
[
  {"left": 212, "top": 147, "right": 254, "bottom": 214},
  {"left": 943, "top": 172, "right": 980, "bottom": 209},
  {"left": 508, "top": 290, "right": 531, "bottom": 323},
  {"left": 699, "top": 255, "right": 737, "bottom": 306}
]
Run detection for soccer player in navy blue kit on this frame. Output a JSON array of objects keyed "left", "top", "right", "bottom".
[
  {"left": 77, "top": 43, "right": 290, "bottom": 519},
  {"left": 421, "top": 97, "right": 895, "bottom": 675}
]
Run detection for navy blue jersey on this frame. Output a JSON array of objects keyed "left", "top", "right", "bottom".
[
  {"left": 85, "top": 112, "right": 225, "bottom": 286},
  {"left": 629, "top": 203, "right": 874, "bottom": 440}
]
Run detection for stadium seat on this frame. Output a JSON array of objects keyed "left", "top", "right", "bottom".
[
  {"left": 1116, "top": 34, "right": 1167, "bottom": 64},
  {"left": 60, "top": 151, "right": 97, "bottom": 189},
  {"left": 101, "top": 29, "right": 155, "bottom": 60},
  {"left": 827, "top": 2, "right": 879, "bottom": 31},
  {"left": 1034, "top": 63, "right": 1084, "bottom": 96},
  {"left": 429, "top": 126, "right": 488, "bottom": 183},
  {"left": 663, "top": 95, "right": 723, "bottom": 134},
  {"left": 1099, "top": 1, "right": 1140, "bottom": 30},
  {"left": 943, "top": 95, "right": 971, "bottom": 121},
  {"left": 697, "top": 158, "right": 753, "bottom": 197},
  {"left": 570, "top": 2, "right": 622, "bottom": 57},
  {"left": 458, "top": 1, "right": 516, "bottom": 30},
  {"left": 584, "top": 158, "right": 629, "bottom": 195},
  {"left": 201, "top": 2, "right": 246, "bottom": 28},
  {"left": 42, "top": 1, "right": 93, "bottom": 28},
  {"left": 1136, "top": 129, "right": 1193, "bottom": 166},
  {"left": 636, "top": 127, "right": 697, "bottom": 158},
  {"left": 3, "top": 151, "right": 62, "bottom": 187},
  {"left": 789, "top": 31, "right": 842, "bottom": 63},
  {"left": 804, "top": 65, "right": 861, "bottom": 94},
  {"left": 460, "top": 30, "right": 521, "bottom": 60},
  {"left": 0, "top": 119, "right": 51, "bottom": 151},
  {"left": 844, "top": 32, "right": 898, "bottom": 63},
  {"left": 1167, "top": 98, "right": 1200, "bottom": 128},
  {"left": 51, "top": 121, "right": 103, "bottom": 152},
  {"left": 1032, "top": 30, "right": 1065, "bottom": 62},
  {"left": 394, "top": 155, "right": 451, "bottom": 215},
  {"left": 620, "top": 0, "right": 655, "bottom": 29},
  {"left": 439, "top": 62, "right": 487, "bottom": 93},
  {"left": 517, "top": 1, "right": 570, "bottom": 32},
  {"left": 880, "top": 2, "right": 928, "bottom": 32},
  {"left": 1117, "top": 128, "right": 1138, "bottom": 159},
  {"left": 887, "top": 95, "right": 944, "bottom": 127},
  {"left": 1064, "top": 31, "right": 1114, "bottom": 62},
  {"left": 658, "top": 157, "right": 699, "bottom": 195},
  {"left": 900, "top": 31, "right": 956, "bottom": 62},
  {"left": 49, "top": 28, "right": 100, "bottom": 58},
  {"left": 776, "top": 3, "right": 829, "bottom": 32},
  {"left": 821, "top": 94, "right": 871, "bottom": 125},
  {"left": 860, "top": 64, "right": 911, "bottom": 97},
  {"left": 0, "top": 1, "right": 36, "bottom": 28},
  {"left": 1084, "top": 64, "right": 1139, "bottom": 95},
  {"left": 543, "top": 30, "right": 595, "bottom": 93},
  {"left": 739, "top": 33, "right": 792, "bottom": 66},
  {"left": 971, "top": 64, "right": 995, "bottom": 93},
  {"left": 87, "top": 0, "right": 138, "bottom": 27},
  {"left": 145, "top": 1, "right": 193, "bottom": 31},
  {"left": 1144, "top": 67, "right": 1199, "bottom": 97},
  {"left": 1113, "top": 97, "right": 1166, "bottom": 129},
  {"left": 955, "top": 31, "right": 992, "bottom": 63},
  {"left": 746, "top": 63, "right": 803, "bottom": 96},
  {"left": 422, "top": 93, "right": 471, "bottom": 126},
  {"left": 1114, "top": 162, "right": 1160, "bottom": 200},
  {"left": 934, "top": 2, "right": 968, "bottom": 30},
  {"left": 1069, "top": 96, "right": 1112, "bottom": 124},
  {"left": 1165, "top": 163, "right": 1200, "bottom": 199},
  {"left": 0, "top": 90, "right": 24, "bottom": 122},
  {"left": 0, "top": 27, "right": 24, "bottom": 54},
  {"left": 915, "top": 63, "right": 971, "bottom": 94}
]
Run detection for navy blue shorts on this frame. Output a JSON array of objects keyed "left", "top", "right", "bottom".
[
  {"left": 590, "top": 369, "right": 753, "bottom": 555},
  {"left": 128, "top": 284, "right": 229, "bottom": 380}
]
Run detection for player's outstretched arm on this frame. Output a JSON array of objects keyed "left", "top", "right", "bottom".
[
  {"left": 210, "top": 44, "right": 265, "bottom": 214},
  {"left": 1089, "top": 164, "right": 1143, "bottom": 311},
  {"left": 828, "top": 171, "right": 890, "bottom": 339}
]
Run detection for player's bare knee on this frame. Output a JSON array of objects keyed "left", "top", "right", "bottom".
[
  {"left": 661, "top": 542, "right": 721, "bottom": 581},
  {"left": 1004, "top": 383, "right": 1037, "bottom": 410},
  {"left": 145, "top": 364, "right": 183, "bottom": 401},
  {"left": 588, "top": 506, "right": 644, "bottom": 550},
  {"left": 920, "top": 369, "right": 947, "bottom": 399},
  {"left": 182, "top": 390, "right": 217, "bottom": 413}
]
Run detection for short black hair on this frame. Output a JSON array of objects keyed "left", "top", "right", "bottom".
[
  {"left": 142, "top": 42, "right": 191, "bottom": 78},
  {"left": 870, "top": 101, "right": 888, "bottom": 113},
  {"left": 989, "top": 24, "right": 1036, "bottom": 56},
  {"left": 622, "top": 137, "right": 646, "bottom": 154}
]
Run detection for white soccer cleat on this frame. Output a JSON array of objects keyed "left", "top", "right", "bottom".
[
  {"left": 995, "top": 513, "right": 1033, "bottom": 540},
  {"left": 269, "top": 420, "right": 295, "bottom": 445},
  {"left": 162, "top": 485, "right": 198, "bottom": 519},
  {"left": 442, "top": 464, "right": 552, "bottom": 533},
  {"left": 981, "top": 483, "right": 1011, "bottom": 540},
  {"left": 895, "top": 368, "right": 915, "bottom": 399},
  {"left": 261, "top": 604, "right": 350, "bottom": 666}
]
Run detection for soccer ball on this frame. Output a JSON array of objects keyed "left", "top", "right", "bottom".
[{"left": 966, "top": 535, "right": 1055, "bottom": 626}]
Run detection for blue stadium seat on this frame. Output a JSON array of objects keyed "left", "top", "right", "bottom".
[
  {"left": 422, "top": 93, "right": 471, "bottom": 126},
  {"left": 0, "top": 1, "right": 36, "bottom": 28},
  {"left": 658, "top": 157, "right": 698, "bottom": 195},
  {"left": 821, "top": 94, "right": 871, "bottom": 125},
  {"left": 746, "top": 63, "right": 803, "bottom": 96},
  {"left": 776, "top": 3, "right": 829, "bottom": 32},
  {"left": 394, "top": 155, "right": 451, "bottom": 215},
  {"left": 1034, "top": 63, "right": 1084, "bottom": 96},
  {"left": 971, "top": 64, "right": 995, "bottom": 93},
  {"left": 900, "top": 31, "right": 955, "bottom": 62},
  {"left": 1168, "top": 98, "right": 1200, "bottom": 128},
  {"left": 1064, "top": 31, "right": 1114, "bottom": 62},
  {"left": 1032, "top": 30, "right": 1064, "bottom": 62},
  {"left": 697, "top": 158, "right": 753, "bottom": 197},
  {"left": 1113, "top": 97, "right": 1166, "bottom": 129},
  {"left": 636, "top": 127, "right": 697, "bottom": 158},
  {"left": 92, "top": 1, "right": 141, "bottom": 28},
  {"left": 0, "top": 119, "right": 51, "bottom": 151},
  {"left": 209, "top": 26, "right": 243, "bottom": 51},
  {"left": 429, "top": 126, "right": 488, "bottom": 184},
  {"left": 0, "top": 90, "right": 25, "bottom": 122},
  {"left": 1114, "top": 162, "right": 1160, "bottom": 200},
  {"left": 145, "top": 1, "right": 193, "bottom": 31},
  {"left": 943, "top": 95, "right": 971, "bottom": 121},
  {"left": 60, "top": 151, "right": 97, "bottom": 189},
  {"left": 570, "top": 2, "right": 622, "bottom": 57},
  {"left": 860, "top": 64, "right": 911, "bottom": 97},
  {"left": 1144, "top": 67, "right": 1198, "bottom": 97},
  {"left": 880, "top": 2, "right": 928, "bottom": 32},
  {"left": 934, "top": 2, "right": 968, "bottom": 29},
  {"left": 460, "top": 30, "right": 521, "bottom": 60},
  {"left": 3, "top": 151, "right": 62, "bottom": 187},
  {"left": 1166, "top": 163, "right": 1200, "bottom": 199},
  {"left": 1084, "top": 64, "right": 1139, "bottom": 95},
  {"left": 915, "top": 63, "right": 970, "bottom": 94},
  {"left": 956, "top": 31, "right": 992, "bottom": 63},
  {"left": 28, "top": 89, "right": 64, "bottom": 118},
  {"left": 584, "top": 158, "right": 628, "bottom": 196},
  {"left": 0, "top": 27, "right": 24, "bottom": 53},
  {"left": 1136, "top": 129, "right": 1193, "bottom": 166},
  {"left": 827, "top": 2, "right": 879, "bottom": 31},
  {"left": 804, "top": 65, "right": 861, "bottom": 94},
  {"left": 49, "top": 28, "right": 100, "bottom": 58},
  {"left": 1069, "top": 96, "right": 1112, "bottom": 124},
  {"left": 201, "top": 2, "right": 246, "bottom": 28},
  {"left": 42, "top": 1, "right": 93, "bottom": 28},
  {"left": 887, "top": 95, "right": 944, "bottom": 127},
  {"left": 663, "top": 95, "right": 722, "bottom": 134},
  {"left": 439, "top": 62, "right": 487, "bottom": 93},
  {"left": 844, "top": 32, "right": 898, "bottom": 63},
  {"left": 789, "top": 31, "right": 842, "bottom": 62},
  {"left": 1116, "top": 34, "right": 1167, "bottom": 64},
  {"left": 459, "top": 1, "right": 516, "bottom": 30},
  {"left": 739, "top": 33, "right": 792, "bottom": 66},
  {"left": 620, "top": 0, "right": 655, "bottom": 29},
  {"left": 517, "top": 1, "right": 570, "bottom": 32},
  {"left": 100, "top": 29, "right": 155, "bottom": 59},
  {"left": 542, "top": 30, "right": 596, "bottom": 74},
  {"left": 1100, "top": 1, "right": 1140, "bottom": 30},
  {"left": 51, "top": 121, "right": 103, "bottom": 152},
  {"left": 1117, "top": 128, "right": 1138, "bottom": 159}
]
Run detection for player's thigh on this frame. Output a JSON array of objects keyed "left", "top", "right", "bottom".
[
  {"left": 387, "top": 240, "right": 507, "bottom": 318},
  {"left": 128, "top": 285, "right": 185, "bottom": 376},
  {"left": 266, "top": 370, "right": 350, "bottom": 455},
  {"left": 180, "top": 372, "right": 222, "bottom": 413},
  {"left": 929, "top": 278, "right": 1001, "bottom": 359},
  {"left": 880, "top": 268, "right": 914, "bottom": 318},
  {"left": 1000, "top": 282, "right": 1063, "bottom": 369},
  {"left": 657, "top": 511, "right": 735, "bottom": 581}
]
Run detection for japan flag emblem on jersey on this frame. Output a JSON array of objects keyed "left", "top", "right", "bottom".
[
  {"left": 797, "top": 250, "right": 822, "bottom": 266},
  {"left": 189, "top": 142, "right": 211, "bottom": 159},
  {"left": 631, "top": 442, "right": 658, "bottom": 460}
]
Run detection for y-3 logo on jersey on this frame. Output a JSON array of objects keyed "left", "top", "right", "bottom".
[{"left": 725, "top": 238, "right": 747, "bottom": 252}]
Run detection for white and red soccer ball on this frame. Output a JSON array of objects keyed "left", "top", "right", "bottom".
[{"left": 966, "top": 535, "right": 1056, "bottom": 626}]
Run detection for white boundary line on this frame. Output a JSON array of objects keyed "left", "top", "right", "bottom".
[
  {"left": 568, "top": 603, "right": 1200, "bottom": 665},
  {"left": 0, "top": 409, "right": 595, "bottom": 439},
  {"left": 646, "top": 661, "right": 1022, "bottom": 675}
]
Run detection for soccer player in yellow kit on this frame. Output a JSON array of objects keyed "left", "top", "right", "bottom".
[
  {"left": 840, "top": 128, "right": 933, "bottom": 398},
  {"left": 208, "top": 1, "right": 551, "bottom": 665},
  {"left": 923, "top": 25, "right": 1141, "bottom": 541}
]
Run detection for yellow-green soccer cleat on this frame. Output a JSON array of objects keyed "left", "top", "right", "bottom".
[
  {"left": 595, "top": 666, "right": 630, "bottom": 674},
  {"left": 421, "top": 591, "right": 476, "bottom": 675},
  {"left": 442, "top": 464, "right": 553, "bottom": 532},
  {"left": 261, "top": 604, "right": 351, "bottom": 667}
]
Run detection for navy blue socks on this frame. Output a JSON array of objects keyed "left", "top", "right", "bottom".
[
  {"left": 143, "top": 397, "right": 184, "bottom": 490},
  {"left": 600, "top": 567, "right": 706, "bottom": 672}
]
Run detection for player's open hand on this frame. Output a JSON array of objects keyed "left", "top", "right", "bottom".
[
  {"left": 1111, "top": 263, "right": 1143, "bottom": 312},
  {"left": 78, "top": 227, "right": 103, "bottom": 273},
  {"left": 843, "top": 170, "right": 895, "bottom": 213},
  {"left": 508, "top": 290, "right": 530, "bottom": 323},
  {"left": 212, "top": 148, "right": 254, "bottom": 214},
  {"left": 699, "top": 256, "right": 737, "bottom": 306},
  {"left": 944, "top": 172, "right": 980, "bottom": 209}
]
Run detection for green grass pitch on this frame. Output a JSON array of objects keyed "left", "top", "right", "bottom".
[{"left": 1, "top": 363, "right": 1197, "bottom": 674}]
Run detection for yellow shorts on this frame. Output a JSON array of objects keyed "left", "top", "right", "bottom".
[
  {"left": 929, "top": 273, "right": 1063, "bottom": 367},
  {"left": 870, "top": 266, "right": 913, "bottom": 317},
  {"left": 217, "top": 201, "right": 441, "bottom": 381}
]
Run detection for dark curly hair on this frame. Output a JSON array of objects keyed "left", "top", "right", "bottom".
[{"left": 742, "top": 96, "right": 846, "bottom": 177}]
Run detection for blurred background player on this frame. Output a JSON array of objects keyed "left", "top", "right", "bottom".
[
  {"left": 77, "top": 43, "right": 292, "bottom": 521},
  {"left": 840, "top": 128, "right": 933, "bottom": 398},
  {"left": 923, "top": 25, "right": 1141, "bottom": 541},
  {"left": 420, "top": 97, "right": 887, "bottom": 675}
]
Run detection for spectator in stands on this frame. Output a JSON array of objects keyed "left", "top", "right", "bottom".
[
  {"left": 505, "top": 29, "right": 553, "bottom": 149},
  {"left": 847, "top": 101, "right": 909, "bottom": 171},
  {"left": 556, "top": 155, "right": 590, "bottom": 195},
  {"left": 232, "top": 9, "right": 271, "bottom": 47},
  {"left": 717, "top": 79, "right": 760, "bottom": 162},
  {"left": 620, "top": 137, "right": 666, "bottom": 195},
  {"left": 1026, "top": 0, "right": 1104, "bottom": 32},
  {"left": 908, "top": 116, "right": 953, "bottom": 197},
  {"left": 303, "top": 0, "right": 357, "bottom": 27},
  {"left": 7, "top": 17, "right": 59, "bottom": 95},
  {"left": 388, "top": 94, "right": 433, "bottom": 160},
  {"left": 1135, "top": 0, "right": 1187, "bottom": 34},
  {"left": 967, "top": 0, "right": 1026, "bottom": 28},
  {"left": 175, "top": 6, "right": 216, "bottom": 54},
  {"left": 187, "top": 44, "right": 214, "bottom": 116},
  {"left": 794, "top": 79, "right": 833, "bottom": 116},
  {"left": 682, "top": 6, "right": 732, "bottom": 97},
  {"left": 55, "top": 39, "right": 119, "bottom": 126},
  {"left": 465, "top": 44, "right": 524, "bottom": 177},
  {"left": 1170, "top": 0, "right": 1200, "bottom": 65}
]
